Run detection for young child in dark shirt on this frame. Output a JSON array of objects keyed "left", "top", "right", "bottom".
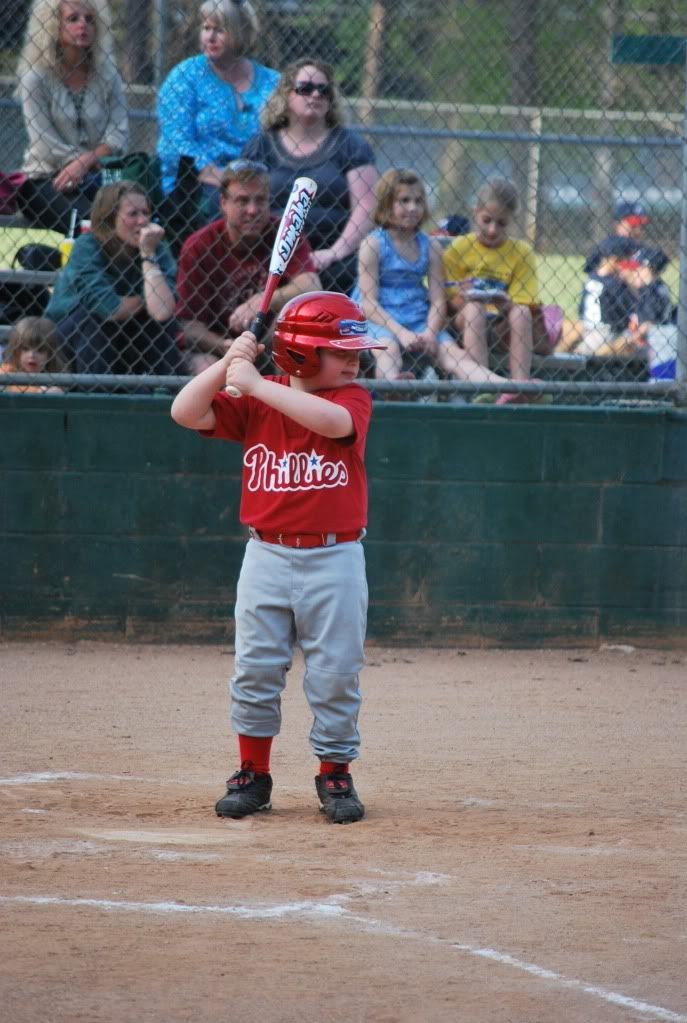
[
  {"left": 631, "top": 248, "right": 674, "bottom": 335},
  {"left": 576, "top": 237, "right": 640, "bottom": 357},
  {"left": 623, "top": 247, "right": 676, "bottom": 379}
]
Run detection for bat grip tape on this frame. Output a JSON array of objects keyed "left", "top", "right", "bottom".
[{"left": 249, "top": 311, "right": 269, "bottom": 345}]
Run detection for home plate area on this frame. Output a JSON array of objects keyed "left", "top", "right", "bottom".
[{"left": 1, "top": 642, "right": 685, "bottom": 1022}]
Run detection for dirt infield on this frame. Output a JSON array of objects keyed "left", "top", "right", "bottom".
[{"left": 1, "top": 641, "right": 685, "bottom": 1023}]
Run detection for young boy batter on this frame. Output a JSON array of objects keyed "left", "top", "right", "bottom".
[{"left": 171, "top": 291, "right": 386, "bottom": 824}]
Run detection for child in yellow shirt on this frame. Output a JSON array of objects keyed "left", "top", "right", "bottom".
[{"left": 441, "top": 178, "right": 542, "bottom": 404}]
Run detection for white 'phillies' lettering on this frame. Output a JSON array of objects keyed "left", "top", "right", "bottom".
[{"left": 244, "top": 444, "right": 348, "bottom": 492}]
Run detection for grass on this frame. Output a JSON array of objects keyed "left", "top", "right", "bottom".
[{"left": 1, "top": 229, "right": 679, "bottom": 323}]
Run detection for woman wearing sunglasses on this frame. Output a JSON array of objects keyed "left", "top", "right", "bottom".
[
  {"left": 157, "top": 0, "right": 279, "bottom": 217},
  {"left": 241, "top": 58, "right": 378, "bottom": 294}
]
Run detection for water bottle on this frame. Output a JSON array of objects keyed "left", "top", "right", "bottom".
[{"left": 59, "top": 209, "right": 79, "bottom": 266}]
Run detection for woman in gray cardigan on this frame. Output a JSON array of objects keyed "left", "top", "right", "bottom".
[{"left": 16, "top": 0, "right": 129, "bottom": 233}]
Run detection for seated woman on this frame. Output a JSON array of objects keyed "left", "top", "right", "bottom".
[
  {"left": 157, "top": 0, "right": 279, "bottom": 221},
  {"left": 46, "top": 182, "right": 182, "bottom": 378},
  {"left": 15, "top": 0, "right": 129, "bottom": 234},
  {"left": 241, "top": 58, "right": 378, "bottom": 295}
]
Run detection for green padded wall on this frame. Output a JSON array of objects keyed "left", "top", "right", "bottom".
[{"left": 1, "top": 394, "right": 685, "bottom": 646}]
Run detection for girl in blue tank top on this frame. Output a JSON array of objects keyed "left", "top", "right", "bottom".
[{"left": 353, "top": 168, "right": 448, "bottom": 380}]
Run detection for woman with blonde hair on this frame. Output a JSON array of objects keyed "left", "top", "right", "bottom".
[
  {"left": 45, "top": 181, "right": 181, "bottom": 380},
  {"left": 241, "top": 57, "right": 377, "bottom": 294},
  {"left": 16, "top": 0, "right": 129, "bottom": 233},
  {"left": 157, "top": 0, "right": 279, "bottom": 216}
]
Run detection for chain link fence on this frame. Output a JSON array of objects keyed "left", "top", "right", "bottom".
[{"left": 1, "top": 0, "right": 686, "bottom": 402}]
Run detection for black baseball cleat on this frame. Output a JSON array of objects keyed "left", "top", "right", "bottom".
[
  {"left": 215, "top": 764, "right": 273, "bottom": 819},
  {"left": 315, "top": 770, "right": 365, "bottom": 824}
]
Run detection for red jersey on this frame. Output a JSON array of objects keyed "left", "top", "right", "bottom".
[
  {"left": 202, "top": 377, "right": 373, "bottom": 532},
  {"left": 175, "top": 216, "right": 315, "bottom": 337}
]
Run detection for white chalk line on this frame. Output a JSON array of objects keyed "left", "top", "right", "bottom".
[
  {"left": 0, "top": 771, "right": 153, "bottom": 786},
  {"left": 447, "top": 943, "right": 687, "bottom": 1023},
  {"left": 1, "top": 774, "right": 586, "bottom": 813},
  {"left": 0, "top": 894, "right": 344, "bottom": 921},
  {"left": 1, "top": 892, "right": 685, "bottom": 1022}
]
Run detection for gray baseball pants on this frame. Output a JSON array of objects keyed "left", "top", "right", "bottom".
[{"left": 230, "top": 537, "right": 368, "bottom": 762}]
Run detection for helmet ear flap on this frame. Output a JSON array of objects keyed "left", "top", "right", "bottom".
[
  {"left": 272, "top": 341, "right": 322, "bottom": 378},
  {"left": 286, "top": 348, "right": 307, "bottom": 367}
]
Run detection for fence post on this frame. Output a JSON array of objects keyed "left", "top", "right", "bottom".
[
  {"left": 356, "top": 0, "right": 386, "bottom": 130},
  {"left": 677, "top": 50, "right": 687, "bottom": 382},
  {"left": 525, "top": 108, "right": 542, "bottom": 246},
  {"left": 437, "top": 109, "right": 465, "bottom": 221}
]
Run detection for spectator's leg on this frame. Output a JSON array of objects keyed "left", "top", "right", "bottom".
[
  {"left": 364, "top": 323, "right": 401, "bottom": 380},
  {"left": 373, "top": 342, "right": 403, "bottom": 380},
  {"left": 437, "top": 339, "right": 507, "bottom": 384},
  {"left": 461, "top": 301, "right": 490, "bottom": 369},
  {"left": 508, "top": 303, "right": 533, "bottom": 380},
  {"left": 54, "top": 309, "right": 120, "bottom": 375},
  {"left": 123, "top": 317, "right": 183, "bottom": 376},
  {"left": 17, "top": 177, "right": 95, "bottom": 234},
  {"left": 142, "top": 320, "right": 184, "bottom": 375}
]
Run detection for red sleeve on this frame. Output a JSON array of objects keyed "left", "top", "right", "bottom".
[
  {"left": 199, "top": 389, "right": 251, "bottom": 441},
  {"left": 328, "top": 384, "right": 372, "bottom": 453}
]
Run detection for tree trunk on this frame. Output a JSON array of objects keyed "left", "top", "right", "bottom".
[
  {"left": 358, "top": 0, "right": 386, "bottom": 126},
  {"left": 509, "top": 0, "right": 540, "bottom": 239},
  {"left": 591, "top": 0, "right": 626, "bottom": 243},
  {"left": 123, "top": 0, "right": 153, "bottom": 84}
]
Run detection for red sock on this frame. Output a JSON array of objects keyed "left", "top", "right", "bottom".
[
  {"left": 319, "top": 761, "right": 349, "bottom": 775},
  {"left": 238, "top": 735, "right": 273, "bottom": 774}
]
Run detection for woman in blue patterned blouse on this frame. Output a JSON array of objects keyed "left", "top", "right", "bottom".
[{"left": 157, "top": 0, "right": 278, "bottom": 215}]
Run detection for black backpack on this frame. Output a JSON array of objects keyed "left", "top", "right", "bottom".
[{"left": 0, "top": 245, "right": 58, "bottom": 324}]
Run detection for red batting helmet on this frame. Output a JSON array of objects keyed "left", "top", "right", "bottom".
[{"left": 272, "top": 291, "right": 386, "bottom": 378}]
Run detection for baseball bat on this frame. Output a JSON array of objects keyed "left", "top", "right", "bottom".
[{"left": 225, "top": 175, "right": 318, "bottom": 397}]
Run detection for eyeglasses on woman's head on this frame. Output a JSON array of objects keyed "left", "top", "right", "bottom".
[{"left": 227, "top": 159, "right": 269, "bottom": 174}]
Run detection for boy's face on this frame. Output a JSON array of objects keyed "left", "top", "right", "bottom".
[
  {"left": 615, "top": 218, "right": 645, "bottom": 240},
  {"left": 597, "top": 255, "right": 620, "bottom": 277},
  {"left": 304, "top": 349, "right": 361, "bottom": 390},
  {"left": 617, "top": 263, "right": 641, "bottom": 288}
]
